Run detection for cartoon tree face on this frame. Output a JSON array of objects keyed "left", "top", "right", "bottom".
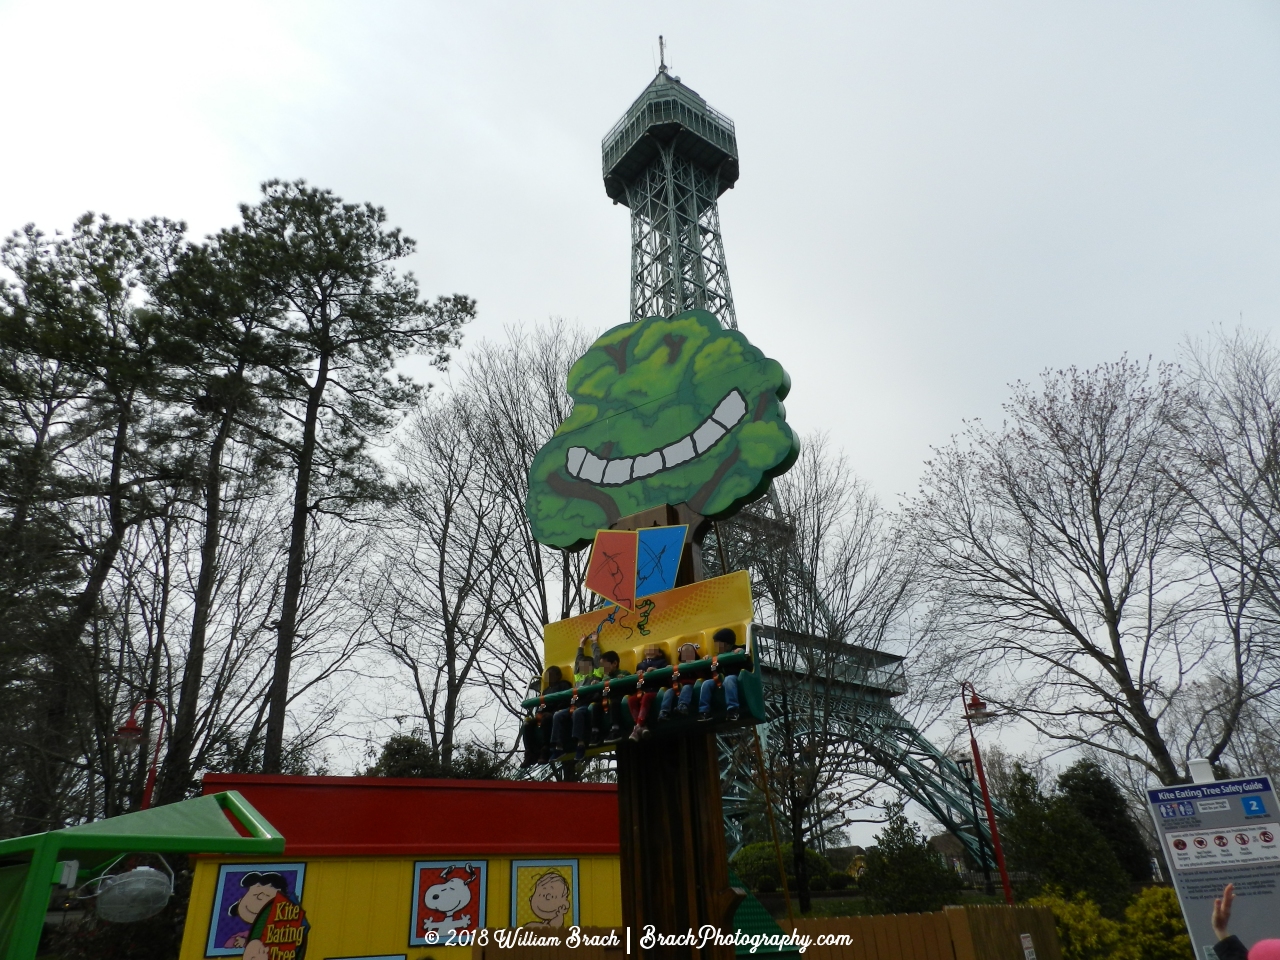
[{"left": 526, "top": 310, "right": 800, "bottom": 549}]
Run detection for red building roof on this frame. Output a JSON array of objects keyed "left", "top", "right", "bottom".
[{"left": 201, "top": 775, "right": 619, "bottom": 857}]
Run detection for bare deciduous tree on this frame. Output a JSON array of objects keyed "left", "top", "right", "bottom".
[
  {"left": 461, "top": 323, "right": 597, "bottom": 724},
  {"left": 365, "top": 396, "right": 512, "bottom": 768},
  {"left": 1169, "top": 329, "right": 1280, "bottom": 773},
  {"left": 910, "top": 360, "right": 1206, "bottom": 786},
  {"left": 735, "top": 436, "right": 917, "bottom": 911}
]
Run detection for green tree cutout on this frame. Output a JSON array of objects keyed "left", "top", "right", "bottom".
[{"left": 526, "top": 310, "right": 799, "bottom": 549}]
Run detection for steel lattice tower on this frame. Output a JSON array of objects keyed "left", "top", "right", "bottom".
[
  {"left": 583, "top": 56, "right": 1008, "bottom": 868},
  {"left": 603, "top": 59, "right": 740, "bottom": 328}
]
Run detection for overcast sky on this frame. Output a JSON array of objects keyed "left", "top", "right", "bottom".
[
  {"left": 5, "top": 1, "right": 1278, "bottom": 501},
  {"left": 4, "top": 2, "right": 1278, "bottom": 815}
]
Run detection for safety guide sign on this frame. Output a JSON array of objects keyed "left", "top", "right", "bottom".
[
  {"left": 1164, "top": 824, "right": 1280, "bottom": 870},
  {"left": 1148, "top": 776, "right": 1280, "bottom": 960}
]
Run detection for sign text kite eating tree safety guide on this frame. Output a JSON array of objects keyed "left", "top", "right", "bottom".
[{"left": 1147, "top": 776, "right": 1280, "bottom": 959}]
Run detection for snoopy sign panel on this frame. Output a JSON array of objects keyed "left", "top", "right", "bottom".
[{"left": 409, "top": 861, "right": 487, "bottom": 946}]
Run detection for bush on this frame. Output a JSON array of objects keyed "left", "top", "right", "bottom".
[
  {"left": 1057, "top": 760, "right": 1153, "bottom": 882},
  {"left": 809, "top": 876, "right": 827, "bottom": 892},
  {"left": 1028, "top": 890, "right": 1122, "bottom": 960},
  {"left": 861, "top": 802, "right": 962, "bottom": 914},
  {"left": 730, "top": 842, "right": 832, "bottom": 889},
  {"left": 1113, "top": 887, "right": 1191, "bottom": 960},
  {"left": 756, "top": 876, "right": 777, "bottom": 893},
  {"left": 1030, "top": 885, "right": 1190, "bottom": 960},
  {"left": 828, "top": 873, "right": 850, "bottom": 891},
  {"left": 1003, "top": 765, "right": 1132, "bottom": 917}
]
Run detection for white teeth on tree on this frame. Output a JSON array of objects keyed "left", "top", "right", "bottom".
[
  {"left": 712, "top": 390, "right": 747, "bottom": 428},
  {"left": 579, "top": 452, "right": 607, "bottom": 483},
  {"left": 561, "top": 389, "right": 748, "bottom": 486},
  {"left": 692, "top": 419, "right": 726, "bottom": 454},
  {"left": 603, "top": 459, "right": 633, "bottom": 484},
  {"left": 662, "top": 436, "right": 695, "bottom": 468},
  {"left": 631, "top": 451, "right": 663, "bottom": 478}
]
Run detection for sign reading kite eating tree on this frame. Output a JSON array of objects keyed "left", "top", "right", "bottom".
[{"left": 525, "top": 309, "right": 799, "bottom": 550}]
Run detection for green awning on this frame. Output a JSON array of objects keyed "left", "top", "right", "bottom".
[{"left": 0, "top": 791, "right": 282, "bottom": 960}]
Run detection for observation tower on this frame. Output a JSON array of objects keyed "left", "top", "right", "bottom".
[
  {"left": 591, "top": 48, "right": 1008, "bottom": 873},
  {"left": 602, "top": 44, "right": 740, "bottom": 328}
]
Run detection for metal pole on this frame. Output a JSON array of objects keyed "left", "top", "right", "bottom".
[
  {"left": 10, "top": 832, "right": 60, "bottom": 959},
  {"left": 125, "top": 698, "right": 169, "bottom": 810},
  {"left": 961, "top": 683, "right": 1013, "bottom": 904},
  {"left": 962, "top": 764, "right": 994, "bottom": 895}
]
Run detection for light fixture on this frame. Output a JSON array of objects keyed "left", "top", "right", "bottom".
[
  {"left": 115, "top": 715, "right": 146, "bottom": 755},
  {"left": 965, "top": 692, "right": 998, "bottom": 726}
]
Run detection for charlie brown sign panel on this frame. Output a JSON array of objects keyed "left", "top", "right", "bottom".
[{"left": 1148, "top": 776, "right": 1280, "bottom": 959}]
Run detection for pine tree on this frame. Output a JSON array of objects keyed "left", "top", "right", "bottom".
[
  {"left": 861, "top": 801, "right": 962, "bottom": 914},
  {"left": 1003, "top": 765, "right": 1133, "bottom": 917},
  {"left": 1057, "top": 760, "right": 1152, "bottom": 882},
  {"left": 222, "top": 181, "right": 474, "bottom": 773}
]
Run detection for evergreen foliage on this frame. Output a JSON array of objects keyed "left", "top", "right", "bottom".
[
  {"left": 366, "top": 734, "right": 509, "bottom": 780},
  {"left": 1002, "top": 765, "right": 1133, "bottom": 918},
  {"left": 228, "top": 180, "right": 474, "bottom": 772},
  {"left": 730, "top": 841, "right": 832, "bottom": 889},
  {"left": 0, "top": 185, "right": 473, "bottom": 832},
  {"left": 1057, "top": 760, "right": 1153, "bottom": 882},
  {"left": 860, "top": 802, "right": 962, "bottom": 914}
]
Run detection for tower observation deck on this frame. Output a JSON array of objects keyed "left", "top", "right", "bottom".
[{"left": 603, "top": 62, "right": 740, "bottom": 328}]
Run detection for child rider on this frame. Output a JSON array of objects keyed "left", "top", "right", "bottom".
[
  {"left": 521, "top": 665, "right": 571, "bottom": 765},
  {"left": 699, "top": 628, "right": 747, "bottom": 722},
  {"left": 550, "top": 644, "right": 603, "bottom": 760},
  {"left": 658, "top": 642, "right": 702, "bottom": 719},
  {"left": 597, "top": 650, "right": 632, "bottom": 743},
  {"left": 627, "top": 643, "right": 670, "bottom": 741}
]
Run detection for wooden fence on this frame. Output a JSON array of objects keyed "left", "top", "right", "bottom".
[
  {"left": 469, "top": 906, "right": 1061, "bottom": 960},
  {"left": 793, "top": 905, "right": 1061, "bottom": 960}
]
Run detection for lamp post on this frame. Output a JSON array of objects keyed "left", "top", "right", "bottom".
[
  {"left": 956, "top": 755, "right": 994, "bottom": 896},
  {"left": 960, "top": 683, "right": 1014, "bottom": 904},
  {"left": 116, "top": 699, "right": 168, "bottom": 810}
]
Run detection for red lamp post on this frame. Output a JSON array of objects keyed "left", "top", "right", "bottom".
[
  {"left": 116, "top": 700, "right": 168, "bottom": 810},
  {"left": 960, "top": 683, "right": 1014, "bottom": 904}
]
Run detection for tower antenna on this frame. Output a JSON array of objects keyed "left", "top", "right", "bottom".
[{"left": 658, "top": 35, "right": 666, "bottom": 73}]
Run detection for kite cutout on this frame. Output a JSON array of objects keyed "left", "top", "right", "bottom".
[
  {"left": 584, "top": 530, "right": 638, "bottom": 609},
  {"left": 635, "top": 525, "right": 687, "bottom": 599}
]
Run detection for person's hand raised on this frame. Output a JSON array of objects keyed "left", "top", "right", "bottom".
[{"left": 1213, "top": 883, "right": 1235, "bottom": 940}]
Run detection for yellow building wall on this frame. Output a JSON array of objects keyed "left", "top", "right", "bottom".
[{"left": 179, "top": 853, "right": 621, "bottom": 960}]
